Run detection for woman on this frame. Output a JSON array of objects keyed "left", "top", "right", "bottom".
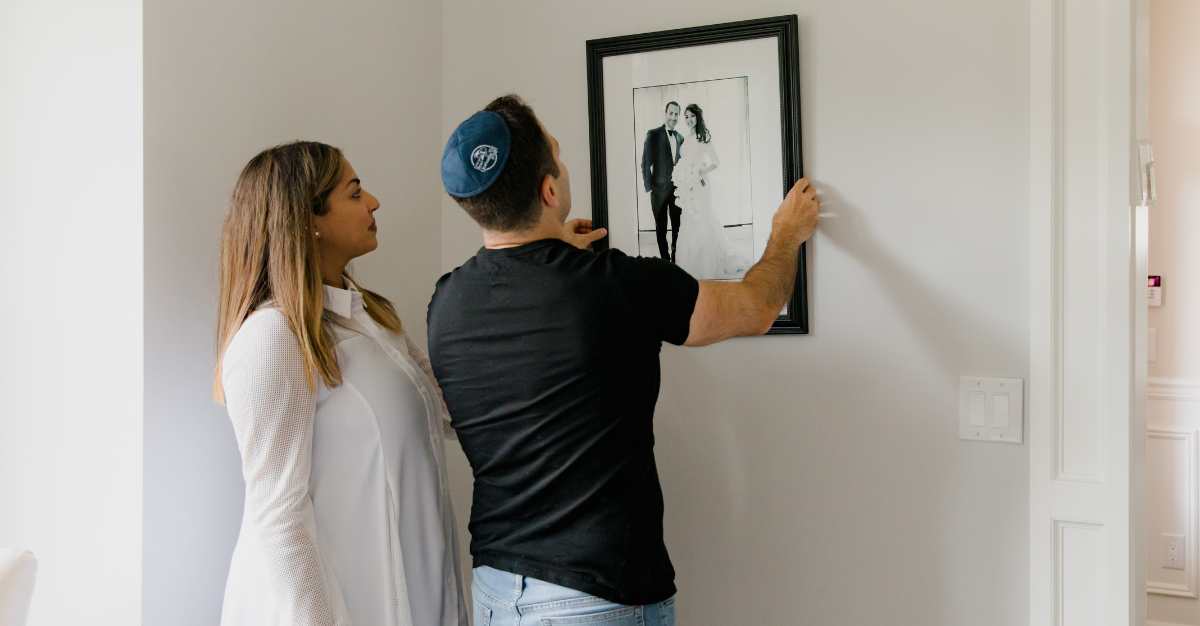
[
  {"left": 671, "top": 103, "right": 738, "bottom": 279},
  {"left": 213, "top": 142, "right": 467, "bottom": 625}
]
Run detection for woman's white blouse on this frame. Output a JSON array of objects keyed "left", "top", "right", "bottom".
[{"left": 219, "top": 281, "right": 466, "bottom": 626}]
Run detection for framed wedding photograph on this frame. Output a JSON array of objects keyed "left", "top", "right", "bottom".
[{"left": 586, "top": 15, "right": 807, "bottom": 334}]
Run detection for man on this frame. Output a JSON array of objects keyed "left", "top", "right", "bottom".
[
  {"left": 641, "top": 101, "right": 685, "bottom": 262},
  {"left": 429, "top": 95, "right": 818, "bottom": 625}
]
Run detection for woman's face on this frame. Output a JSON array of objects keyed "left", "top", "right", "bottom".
[
  {"left": 685, "top": 109, "right": 697, "bottom": 130},
  {"left": 314, "top": 159, "right": 380, "bottom": 263}
]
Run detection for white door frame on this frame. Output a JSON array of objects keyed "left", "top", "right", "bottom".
[
  {"left": 1027, "top": 0, "right": 1147, "bottom": 624},
  {"left": 1132, "top": 0, "right": 1151, "bottom": 623}
]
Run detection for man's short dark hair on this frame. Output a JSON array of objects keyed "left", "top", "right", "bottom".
[
  {"left": 665, "top": 101, "right": 680, "bottom": 113},
  {"left": 452, "top": 95, "right": 560, "bottom": 232}
]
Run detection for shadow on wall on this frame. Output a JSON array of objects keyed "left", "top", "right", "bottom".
[
  {"left": 818, "top": 185, "right": 997, "bottom": 376},
  {"left": 652, "top": 185, "right": 1022, "bottom": 623}
]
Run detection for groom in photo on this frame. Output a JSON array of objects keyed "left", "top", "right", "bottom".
[{"left": 641, "top": 101, "right": 685, "bottom": 262}]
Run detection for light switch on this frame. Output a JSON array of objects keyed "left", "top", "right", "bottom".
[
  {"left": 992, "top": 394, "right": 1010, "bottom": 428},
  {"left": 959, "top": 377, "right": 1024, "bottom": 444},
  {"left": 969, "top": 392, "right": 987, "bottom": 426}
]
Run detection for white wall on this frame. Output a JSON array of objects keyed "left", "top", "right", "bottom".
[
  {"left": 1145, "top": 0, "right": 1200, "bottom": 624},
  {"left": 0, "top": 1, "right": 142, "bottom": 625},
  {"left": 440, "top": 1, "right": 1029, "bottom": 624},
  {"left": 142, "top": 0, "right": 443, "bottom": 622},
  {"left": 1147, "top": 0, "right": 1200, "bottom": 384}
]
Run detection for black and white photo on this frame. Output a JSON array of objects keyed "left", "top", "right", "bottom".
[
  {"left": 587, "top": 15, "right": 808, "bottom": 332},
  {"left": 634, "top": 78, "right": 754, "bottom": 280}
]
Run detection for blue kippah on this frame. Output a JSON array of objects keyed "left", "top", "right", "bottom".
[{"left": 441, "top": 110, "right": 512, "bottom": 198}]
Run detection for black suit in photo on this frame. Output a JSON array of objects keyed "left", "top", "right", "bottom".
[{"left": 641, "top": 125, "right": 685, "bottom": 261}]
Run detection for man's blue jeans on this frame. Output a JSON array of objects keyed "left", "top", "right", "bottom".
[{"left": 471, "top": 566, "right": 676, "bottom": 626}]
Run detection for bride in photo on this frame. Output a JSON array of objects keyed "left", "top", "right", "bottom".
[{"left": 671, "top": 103, "right": 737, "bottom": 279}]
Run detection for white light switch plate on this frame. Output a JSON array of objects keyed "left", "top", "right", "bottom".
[{"left": 959, "top": 377, "right": 1024, "bottom": 444}]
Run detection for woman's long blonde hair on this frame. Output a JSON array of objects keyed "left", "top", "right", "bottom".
[{"left": 213, "top": 141, "right": 402, "bottom": 404}]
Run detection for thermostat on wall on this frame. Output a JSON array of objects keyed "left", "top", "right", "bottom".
[{"left": 1148, "top": 275, "right": 1163, "bottom": 307}]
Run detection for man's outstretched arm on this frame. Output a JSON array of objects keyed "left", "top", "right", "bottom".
[{"left": 684, "top": 178, "right": 819, "bottom": 347}]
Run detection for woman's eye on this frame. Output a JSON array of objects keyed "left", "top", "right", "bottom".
[{"left": 352, "top": 192, "right": 362, "bottom": 199}]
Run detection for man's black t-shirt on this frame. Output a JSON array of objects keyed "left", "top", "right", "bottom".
[{"left": 427, "top": 238, "right": 699, "bottom": 605}]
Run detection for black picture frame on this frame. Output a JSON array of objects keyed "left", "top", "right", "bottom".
[{"left": 585, "top": 14, "right": 807, "bottom": 334}]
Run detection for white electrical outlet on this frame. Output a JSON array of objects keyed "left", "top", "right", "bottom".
[{"left": 1165, "top": 534, "right": 1186, "bottom": 571}]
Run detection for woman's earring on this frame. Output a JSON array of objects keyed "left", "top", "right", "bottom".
[{"left": 314, "top": 230, "right": 321, "bottom": 239}]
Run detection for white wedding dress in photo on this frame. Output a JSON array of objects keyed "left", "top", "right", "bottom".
[{"left": 672, "top": 135, "right": 738, "bottom": 280}]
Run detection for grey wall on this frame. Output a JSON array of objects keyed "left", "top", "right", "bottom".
[
  {"left": 143, "top": 0, "right": 443, "bottom": 623},
  {"left": 143, "top": 0, "right": 1032, "bottom": 622},
  {"left": 440, "top": 1, "right": 1030, "bottom": 624}
]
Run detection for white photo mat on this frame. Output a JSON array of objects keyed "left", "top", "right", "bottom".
[{"left": 600, "top": 37, "right": 784, "bottom": 263}]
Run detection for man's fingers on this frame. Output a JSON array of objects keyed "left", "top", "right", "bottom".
[
  {"left": 565, "top": 218, "right": 602, "bottom": 236},
  {"left": 782, "top": 178, "right": 811, "bottom": 205},
  {"left": 586, "top": 228, "right": 608, "bottom": 244}
]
